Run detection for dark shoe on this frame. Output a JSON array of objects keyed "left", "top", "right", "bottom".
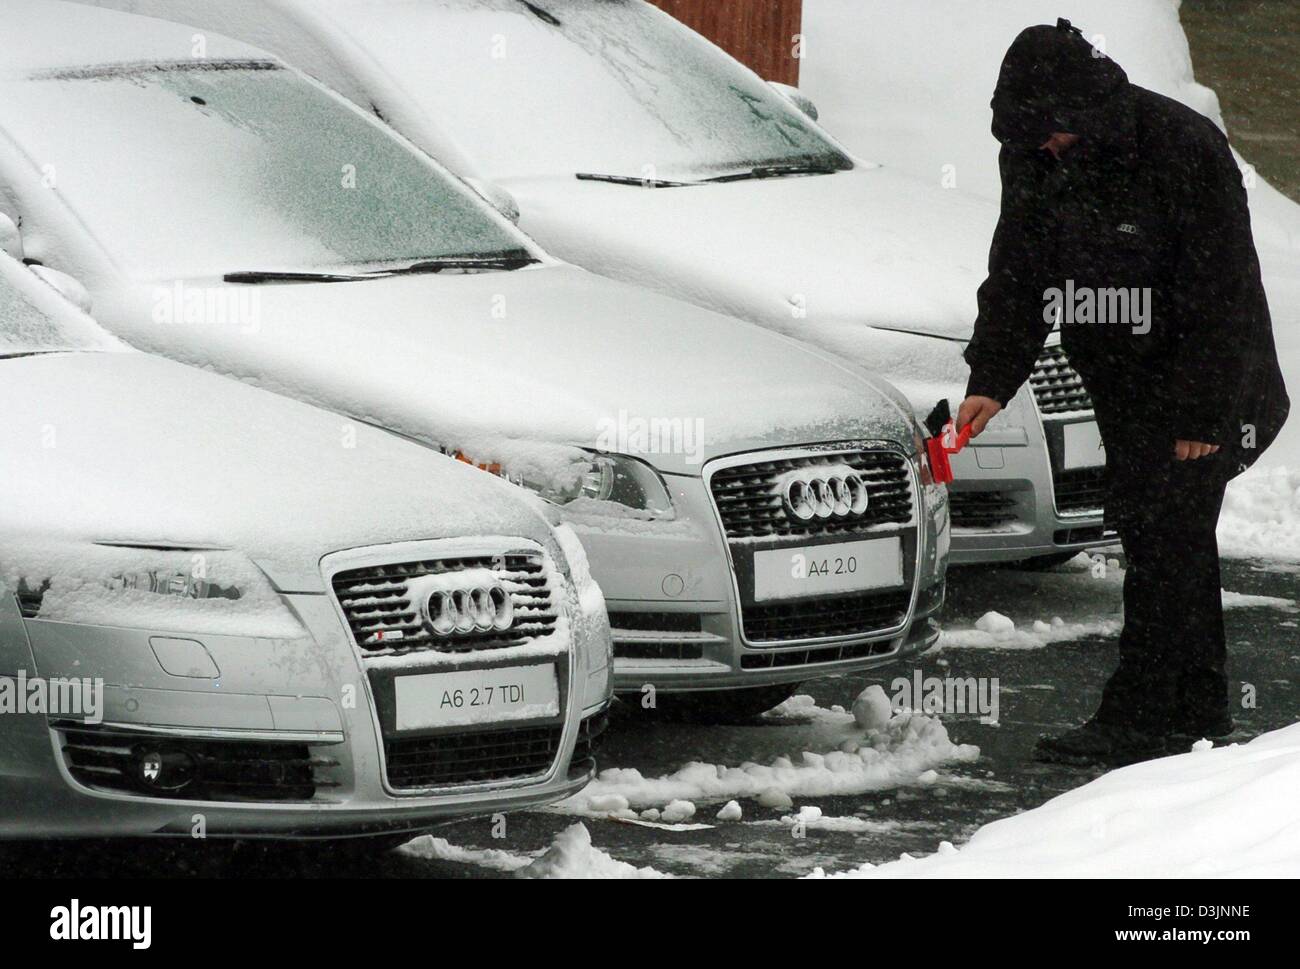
[
  {"left": 1166, "top": 713, "right": 1235, "bottom": 752},
  {"left": 1174, "top": 713, "right": 1235, "bottom": 739},
  {"left": 1034, "top": 720, "right": 1168, "bottom": 767}
]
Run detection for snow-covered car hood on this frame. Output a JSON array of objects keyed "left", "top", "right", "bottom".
[
  {"left": 0, "top": 350, "right": 557, "bottom": 591},
  {"left": 98, "top": 265, "right": 917, "bottom": 477},
  {"left": 504, "top": 165, "right": 997, "bottom": 346}
]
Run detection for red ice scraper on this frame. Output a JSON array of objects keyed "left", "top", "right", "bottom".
[{"left": 923, "top": 399, "right": 973, "bottom": 485}]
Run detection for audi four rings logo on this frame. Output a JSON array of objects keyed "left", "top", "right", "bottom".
[
  {"left": 423, "top": 582, "right": 514, "bottom": 635},
  {"left": 782, "top": 469, "right": 871, "bottom": 521}
]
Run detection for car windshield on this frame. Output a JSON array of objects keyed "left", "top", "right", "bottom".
[
  {"left": 2, "top": 61, "right": 528, "bottom": 280},
  {"left": 331, "top": 0, "right": 853, "bottom": 181},
  {"left": 0, "top": 261, "right": 119, "bottom": 355}
]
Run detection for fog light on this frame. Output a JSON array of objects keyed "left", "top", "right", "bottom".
[{"left": 135, "top": 749, "right": 196, "bottom": 791}]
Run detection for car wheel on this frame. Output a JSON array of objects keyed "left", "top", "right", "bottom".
[{"left": 637, "top": 683, "right": 802, "bottom": 724}]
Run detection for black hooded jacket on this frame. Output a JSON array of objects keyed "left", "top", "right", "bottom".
[{"left": 964, "top": 19, "right": 1289, "bottom": 472}]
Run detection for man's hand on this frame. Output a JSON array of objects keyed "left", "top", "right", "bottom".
[
  {"left": 957, "top": 395, "right": 1003, "bottom": 438},
  {"left": 1174, "top": 440, "right": 1221, "bottom": 461}
]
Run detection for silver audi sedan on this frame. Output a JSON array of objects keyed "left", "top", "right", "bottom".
[{"left": 0, "top": 249, "right": 611, "bottom": 841}]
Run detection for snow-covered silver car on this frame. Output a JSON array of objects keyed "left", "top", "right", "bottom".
[
  {"left": 0, "top": 248, "right": 611, "bottom": 840},
  {"left": 105, "top": 0, "right": 1113, "bottom": 568},
  {"left": 0, "top": 1, "right": 947, "bottom": 719}
]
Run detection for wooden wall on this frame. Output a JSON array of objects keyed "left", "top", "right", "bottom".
[{"left": 646, "top": 0, "right": 804, "bottom": 85}]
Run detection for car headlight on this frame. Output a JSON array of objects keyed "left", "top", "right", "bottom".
[
  {"left": 456, "top": 450, "right": 673, "bottom": 518},
  {"left": 912, "top": 428, "right": 947, "bottom": 518},
  {"left": 9, "top": 543, "right": 304, "bottom": 639},
  {"left": 913, "top": 429, "right": 935, "bottom": 487},
  {"left": 106, "top": 569, "right": 241, "bottom": 600}
]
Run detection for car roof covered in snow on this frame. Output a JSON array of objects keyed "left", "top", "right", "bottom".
[{"left": 0, "top": 0, "right": 271, "bottom": 79}]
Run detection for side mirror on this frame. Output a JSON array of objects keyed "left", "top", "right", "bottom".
[
  {"left": 0, "top": 213, "right": 23, "bottom": 261},
  {"left": 769, "top": 82, "right": 819, "bottom": 121},
  {"left": 464, "top": 177, "right": 521, "bottom": 225},
  {"left": 29, "top": 264, "right": 93, "bottom": 315}
]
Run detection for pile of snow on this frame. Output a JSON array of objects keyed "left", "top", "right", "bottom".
[
  {"left": 766, "top": 805, "right": 891, "bottom": 834},
  {"left": 557, "top": 708, "right": 979, "bottom": 817},
  {"left": 851, "top": 683, "right": 894, "bottom": 730},
  {"left": 399, "top": 835, "right": 533, "bottom": 874},
  {"left": 513, "top": 824, "right": 671, "bottom": 880},
  {"left": 941, "top": 612, "right": 1121, "bottom": 651},
  {"left": 934, "top": 551, "right": 1293, "bottom": 651},
  {"left": 715, "top": 800, "right": 743, "bottom": 821},
  {"left": 400, "top": 823, "right": 670, "bottom": 879},
  {"left": 1217, "top": 466, "right": 1300, "bottom": 561},
  {"left": 807, "top": 723, "right": 1300, "bottom": 877}
]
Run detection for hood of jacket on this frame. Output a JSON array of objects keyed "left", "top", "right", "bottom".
[{"left": 990, "top": 18, "right": 1131, "bottom": 152}]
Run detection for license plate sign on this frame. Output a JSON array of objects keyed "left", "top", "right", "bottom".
[
  {"left": 394, "top": 664, "right": 559, "bottom": 731},
  {"left": 1062, "top": 420, "right": 1106, "bottom": 470},
  {"left": 753, "top": 537, "right": 904, "bottom": 602}
]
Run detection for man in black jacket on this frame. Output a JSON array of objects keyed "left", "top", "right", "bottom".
[{"left": 959, "top": 19, "right": 1289, "bottom": 766}]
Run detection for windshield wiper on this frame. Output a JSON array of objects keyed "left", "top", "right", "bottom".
[
  {"left": 224, "top": 252, "right": 539, "bottom": 284},
  {"left": 576, "top": 163, "right": 843, "bottom": 188},
  {"left": 386, "top": 252, "right": 541, "bottom": 275},
  {"left": 575, "top": 172, "right": 697, "bottom": 189},
  {"left": 223, "top": 270, "right": 373, "bottom": 284},
  {"left": 700, "top": 162, "right": 843, "bottom": 183},
  {"left": 0, "top": 350, "right": 66, "bottom": 360}
]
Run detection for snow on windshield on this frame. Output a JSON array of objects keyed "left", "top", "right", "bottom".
[
  {"left": 1, "top": 62, "right": 525, "bottom": 279},
  {"left": 0, "top": 255, "right": 120, "bottom": 354},
  {"left": 333, "top": 0, "right": 850, "bottom": 180}
]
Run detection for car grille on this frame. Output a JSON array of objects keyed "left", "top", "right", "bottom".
[
  {"left": 709, "top": 449, "right": 913, "bottom": 540},
  {"left": 331, "top": 550, "right": 558, "bottom": 658},
  {"left": 742, "top": 589, "right": 912, "bottom": 644},
  {"left": 57, "top": 724, "right": 340, "bottom": 802},
  {"left": 948, "top": 489, "right": 1019, "bottom": 530},
  {"left": 1054, "top": 467, "right": 1108, "bottom": 514},
  {"left": 1030, "top": 344, "right": 1093, "bottom": 415},
  {"left": 740, "top": 636, "right": 895, "bottom": 669},
  {"left": 383, "top": 724, "right": 562, "bottom": 789},
  {"left": 607, "top": 611, "right": 715, "bottom": 661}
]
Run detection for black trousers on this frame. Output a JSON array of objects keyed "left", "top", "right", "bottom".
[{"left": 1086, "top": 393, "right": 1233, "bottom": 734}]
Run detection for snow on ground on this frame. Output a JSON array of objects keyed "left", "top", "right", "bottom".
[
  {"left": 940, "top": 612, "right": 1122, "bottom": 651},
  {"left": 807, "top": 723, "right": 1300, "bottom": 877},
  {"left": 512, "top": 824, "right": 671, "bottom": 879},
  {"left": 1218, "top": 466, "right": 1300, "bottom": 561},
  {"left": 932, "top": 552, "right": 1294, "bottom": 650},
  {"left": 754, "top": 805, "right": 903, "bottom": 835},
  {"left": 554, "top": 708, "right": 979, "bottom": 818},
  {"left": 399, "top": 835, "right": 533, "bottom": 874},
  {"left": 400, "top": 823, "right": 670, "bottom": 879}
]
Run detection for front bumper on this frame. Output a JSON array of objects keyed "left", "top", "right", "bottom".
[
  {"left": 568, "top": 443, "right": 948, "bottom": 694},
  {"left": 946, "top": 385, "right": 1113, "bottom": 564},
  {"left": 0, "top": 538, "right": 608, "bottom": 840}
]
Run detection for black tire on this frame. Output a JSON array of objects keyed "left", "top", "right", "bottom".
[{"left": 636, "top": 683, "right": 801, "bottom": 725}]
